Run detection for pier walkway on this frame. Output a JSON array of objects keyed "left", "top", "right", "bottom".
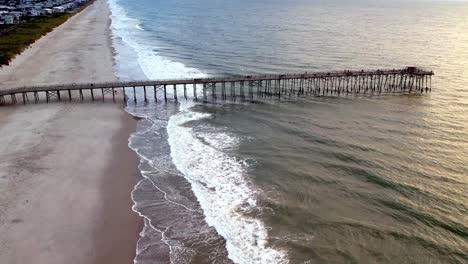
[{"left": 0, "top": 67, "right": 433, "bottom": 105}]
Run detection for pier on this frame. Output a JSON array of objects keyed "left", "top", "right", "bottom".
[{"left": 0, "top": 67, "right": 433, "bottom": 105}]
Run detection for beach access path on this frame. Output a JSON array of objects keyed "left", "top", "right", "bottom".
[{"left": 0, "top": 1, "right": 141, "bottom": 264}]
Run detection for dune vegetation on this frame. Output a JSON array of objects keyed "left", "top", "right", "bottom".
[{"left": 0, "top": 14, "right": 75, "bottom": 66}]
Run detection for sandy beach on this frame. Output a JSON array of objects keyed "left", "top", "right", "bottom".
[{"left": 0, "top": 1, "right": 141, "bottom": 264}]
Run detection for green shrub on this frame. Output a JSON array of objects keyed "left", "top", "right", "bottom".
[{"left": 0, "top": 13, "right": 76, "bottom": 66}]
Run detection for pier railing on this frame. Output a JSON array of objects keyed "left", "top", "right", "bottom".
[{"left": 0, "top": 67, "right": 434, "bottom": 105}]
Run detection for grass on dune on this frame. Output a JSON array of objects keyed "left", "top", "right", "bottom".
[
  {"left": 0, "top": 1, "right": 95, "bottom": 67},
  {"left": 0, "top": 14, "right": 73, "bottom": 66}
]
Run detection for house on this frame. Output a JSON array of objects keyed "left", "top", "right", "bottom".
[
  {"left": 29, "top": 8, "right": 45, "bottom": 16},
  {"left": 43, "top": 8, "right": 53, "bottom": 15},
  {"left": 2, "top": 14, "right": 14, "bottom": 24},
  {"left": 9, "top": 11, "right": 23, "bottom": 20},
  {"left": 52, "top": 6, "right": 65, "bottom": 13}
]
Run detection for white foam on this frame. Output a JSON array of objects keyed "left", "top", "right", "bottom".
[
  {"left": 136, "top": 23, "right": 144, "bottom": 31},
  {"left": 109, "top": 0, "right": 206, "bottom": 82},
  {"left": 168, "top": 107, "right": 288, "bottom": 264},
  {"left": 108, "top": 0, "right": 288, "bottom": 263}
]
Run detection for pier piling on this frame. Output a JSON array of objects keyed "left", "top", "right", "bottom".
[{"left": 0, "top": 67, "right": 434, "bottom": 106}]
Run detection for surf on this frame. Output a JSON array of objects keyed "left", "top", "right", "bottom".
[{"left": 107, "top": 0, "right": 287, "bottom": 263}]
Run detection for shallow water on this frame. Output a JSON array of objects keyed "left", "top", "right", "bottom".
[{"left": 108, "top": 0, "right": 468, "bottom": 263}]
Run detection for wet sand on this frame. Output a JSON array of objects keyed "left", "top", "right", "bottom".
[{"left": 0, "top": 0, "right": 141, "bottom": 264}]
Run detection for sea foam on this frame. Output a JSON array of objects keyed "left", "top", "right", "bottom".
[
  {"left": 108, "top": 0, "right": 287, "bottom": 263},
  {"left": 167, "top": 108, "right": 288, "bottom": 264}
]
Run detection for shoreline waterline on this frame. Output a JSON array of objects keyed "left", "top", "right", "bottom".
[
  {"left": 106, "top": 0, "right": 468, "bottom": 263},
  {"left": 107, "top": 0, "right": 289, "bottom": 262},
  {"left": 1, "top": 0, "right": 465, "bottom": 263}
]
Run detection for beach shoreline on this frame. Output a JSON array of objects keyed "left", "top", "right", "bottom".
[{"left": 0, "top": 0, "right": 142, "bottom": 263}]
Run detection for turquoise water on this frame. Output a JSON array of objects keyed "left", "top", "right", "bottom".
[{"left": 108, "top": 0, "right": 468, "bottom": 263}]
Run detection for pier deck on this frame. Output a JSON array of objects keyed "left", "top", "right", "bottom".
[{"left": 0, "top": 67, "right": 434, "bottom": 105}]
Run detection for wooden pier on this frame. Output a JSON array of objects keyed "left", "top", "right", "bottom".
[{"left": 0, "top": 67, "right": 433, "bottom": 105}]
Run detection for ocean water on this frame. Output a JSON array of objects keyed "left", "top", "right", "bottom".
[{"left": 107, "top": 0, "right": 468, "bottom": 263}]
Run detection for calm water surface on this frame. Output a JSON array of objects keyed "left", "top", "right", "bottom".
[{"left": 108, "top": 0, "right": 468, "bottom": 263}]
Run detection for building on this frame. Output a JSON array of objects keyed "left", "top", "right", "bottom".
[
  {"left": 0, "top": 0, "right": 92, "bottom": 24},
  {"left": 29, "top": 8, "right": 45, "bottom": 16},
  {"left": 1, "top": 14, "right": 14, "bottom": 24}
]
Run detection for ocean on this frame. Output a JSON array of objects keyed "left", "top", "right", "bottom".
[{"left": 107, "top": 0, "right": 468, "bottom": 263}]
